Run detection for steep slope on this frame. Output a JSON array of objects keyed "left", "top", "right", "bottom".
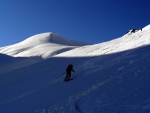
[
  {"left": 0, "top": 32, "right": 90, "bottom": 58},
  {"left": 0, "top": 25, "right": 150, "bottom": 113},
  {"left": 56, "top": 25, "right": 150, "bottom": 57},
  {"left": 0, "top": 44, "right": 150, "bottom": 113}
]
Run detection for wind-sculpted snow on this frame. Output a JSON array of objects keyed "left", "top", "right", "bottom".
[{"left": 56, "top": 25, "right": 150, "bottom": 57}]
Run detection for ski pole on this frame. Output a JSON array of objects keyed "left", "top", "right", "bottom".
[{"left": 56, "top": 72, "right": 66, "bottom": 79}]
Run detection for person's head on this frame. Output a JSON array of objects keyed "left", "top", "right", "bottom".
[{"left": 69, "top": 64, "right": 73, "bottom": 67}]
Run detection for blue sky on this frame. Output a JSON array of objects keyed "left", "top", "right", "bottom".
[{"left": 0, "top": 0, "right": 150, "bottom": 47}]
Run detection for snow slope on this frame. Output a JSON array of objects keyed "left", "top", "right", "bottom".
[
  {"left": 0, "top": 54, "right": 42, "bottom": 75},
  {"left": 0, "top": 25, "right": 150, "bottom": 113},
  {"left": 0, "top": 32, "right": 89, "bottom": 58},
  {"left": 56, "top": 25, "right": 150, "bottom": 57}
]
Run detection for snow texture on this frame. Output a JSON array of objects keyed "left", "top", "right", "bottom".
[
  {"left": 0, "top": 24, "right": 150, "bottom": 113},
  {"left": 0, "top": 32, "right": 90, "bottom": 59}
]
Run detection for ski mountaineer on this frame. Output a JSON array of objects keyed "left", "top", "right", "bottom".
[{"left": 64, "top": 64, "right": 75, "bottom": 81}]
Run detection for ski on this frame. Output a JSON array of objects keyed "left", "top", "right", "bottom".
[{"left": 64, "top": 78, "right": 73, "bottom": 82}]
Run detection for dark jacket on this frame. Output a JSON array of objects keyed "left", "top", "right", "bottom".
[{"left": 66, "top": 64, "right": 75, "bottom": 73}]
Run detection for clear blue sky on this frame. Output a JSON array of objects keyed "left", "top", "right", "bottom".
[{"left": 0, "top": 0, "right": 150, "bottom": 47}]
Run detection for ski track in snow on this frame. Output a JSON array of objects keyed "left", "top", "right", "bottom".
[{"left": 38, "top": 46, "right": 150, "bottom": 113}]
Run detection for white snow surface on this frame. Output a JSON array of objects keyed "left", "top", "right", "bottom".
[
  {"left": 0, "top": 25, "right": 150, "bottom": 113},
  {"left": 143, "top": 24, "right": 150, "bottom": 31},
  {"left": 0, "top": 32, "right": 89, "bottom": 58},
  {"left": 56, "top": 25, "right": 150, "bottom": 57}
]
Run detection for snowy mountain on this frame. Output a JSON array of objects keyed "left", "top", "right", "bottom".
[
  {"left": 0, "top": 25, "right": 150, "bottom": 113},
  {"left": 56, "top": 25, "right": 150, "bottom": 57},
  {"left": 0, "top": 32, "right": 89, "bottom": 58}
]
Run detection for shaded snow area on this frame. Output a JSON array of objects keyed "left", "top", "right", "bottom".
[
  {"left": 0, "top": 45, "right": 150, "bottom": 113},
  {"left": 0, "top": 25, "right": 150, "bottom": 113}
]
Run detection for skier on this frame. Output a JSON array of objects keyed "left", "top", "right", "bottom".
[{"left": 64, "top": 64, "right": 75, "bottom": 81}]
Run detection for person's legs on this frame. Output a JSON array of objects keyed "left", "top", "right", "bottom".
[
  {"left": 64, "top": 72, "right": 71, "bottom": 81},
  {"left": 67, "top": 72, "right": 71, "bottom": 80}
]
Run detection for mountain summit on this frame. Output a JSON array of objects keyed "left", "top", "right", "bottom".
[
  {"left": 20, "top": 32, "right": 89, "bottom": 46},
  {"left": 0, "top": 32, "right": 90, "bottom": 58}
]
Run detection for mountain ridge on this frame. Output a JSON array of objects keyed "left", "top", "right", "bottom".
[
  {"left": 1, "top": 24, "right": 150, "bottom": 58},
  {"left": 56, "top": 25, "right": 150, "bottom": 57},
  {"left": 0, "top": 32, "right": 90, "bottom": 58}
]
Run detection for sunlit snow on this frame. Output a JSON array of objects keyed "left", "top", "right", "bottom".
[{"left": 0, "top": 25, "right": 150, "bottom": 113}]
